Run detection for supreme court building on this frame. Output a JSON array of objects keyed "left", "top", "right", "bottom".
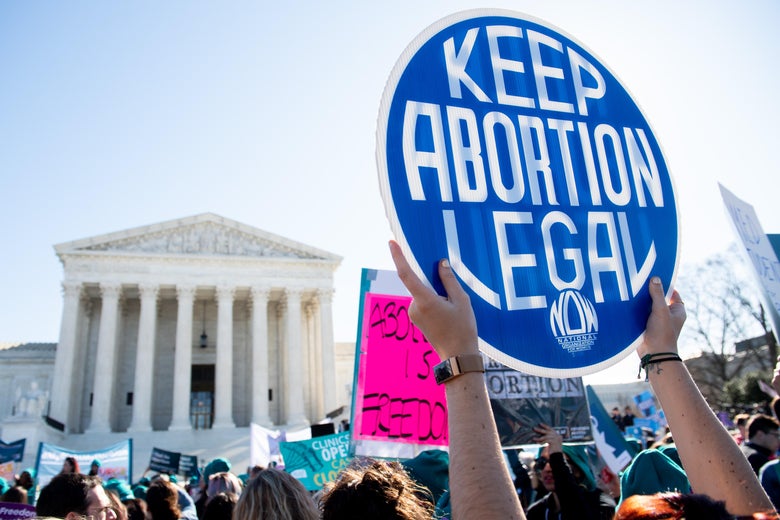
[
  {"left": 0, "top": 214, "right": 352, "bottom": 473},
  {"left": 48, "top": 212, "right": 343, "bottom": 434}
]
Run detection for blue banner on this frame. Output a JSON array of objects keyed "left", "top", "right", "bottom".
[
  {"left": 35, "top": 440, "right": 132, "bottom": 490},
  {"left": 377, "top": 9, "right": 679, "bottom": 377},
  {"left": 0, "top": 439, "right": 25, "bottom": 463},
  {"left": 587, "top": 386, "right": 636, "bottom": 473},
  {"left": 279, "top": 432, "right": 350, "bottom": 491}
]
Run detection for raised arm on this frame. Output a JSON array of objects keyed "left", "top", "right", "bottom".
[
  {"left": 389, "top": 241, "right": 525, "bottom": 520},
  {"left": 640, "top": 277, "right": 773, "bottom": 515}
]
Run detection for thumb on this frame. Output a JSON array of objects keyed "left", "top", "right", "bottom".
[
  {"left": 649, "top": 276, "right": 667, "bottom": 311},
  {"left": 438, "top": 258, "right": 468, "bottom": 304}
]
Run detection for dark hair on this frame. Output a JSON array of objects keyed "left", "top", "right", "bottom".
[
  {"left": 1, "top": 485, "right": 28, "bottom": 504},
  {"left": 36, "top": 473, "right": 100, "bottom": 517},
  {"left": 320, "top": 459, "right": 435, "bottom": 520},
  {"left": 203, "top": 492, "right": 237, "bottom": 520},
  {"left": 616, "top": 492, "right": 779, "bottom": 519},
  {"left": 145, "top": 479, "right": 181, "bottom": 520},
  {"left": 63, "top": 456, "right": 81, "bottom": 474},
  {"left": 124, "top": 498, "right": 148, "bottom": 520},
  {"left": 747, "top": 414, "right": 780, "bottom": 439}
]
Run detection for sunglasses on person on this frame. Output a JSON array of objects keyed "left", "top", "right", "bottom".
[{"left": 534, "top": 457, "right": 549, "bottom": 472}]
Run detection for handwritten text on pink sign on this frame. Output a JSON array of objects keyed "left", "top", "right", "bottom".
[{"left": 356, "top": 293, "right": 448, "bottom": 445}]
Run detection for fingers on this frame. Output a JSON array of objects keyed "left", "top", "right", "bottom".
[
  {"left": 438, "top": 258, "right": 468, "bottom": 304},
  {"left": 388, "top": 240, "right": 430, "bottom": 300}
]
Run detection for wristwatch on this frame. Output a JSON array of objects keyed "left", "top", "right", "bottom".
[{"left": 433, "top": 354, "right": 485, "bottom": 385}]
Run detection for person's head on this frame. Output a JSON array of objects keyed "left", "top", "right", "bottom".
[
  {"left": 249, "top": 464, "right": 265, "bottom": 480},
  {"left": 203, "top": 492, "right": 238, "bottom": 520},
  {"left": 206, "top": 471, "right": 242, "bottom": 503},
  {"left": 735, "top": 413, "right": 750, "bottom": 436},
  {"left": 1, "top": 485, "right": 27, "bottom": 504},
  {"left": 612, "top": 407, "right": 621, "bottom": 416},
  {"left": 747, "top": 414, "right": 780, "bottom": 450},
  {"left": 625, "top": 406, "right": 634, "bottom": 415},
  {"left": 16, "top": 469, "right": 35, "bottom": 490},
  {"left": 61, "top": 456, "right": 80, "bottom": 474},
  {"left": 233, "top": 468, "right": 318, "bottom": 520},
  {"left": 36, "top": 473, "right": 117, "bottom": 520},
  {"left": 320, "top": 459, "right": 435, "bottom": 520},
  {"left": 145, "top": 479, "right": 181, "bottom": 520},
  {"left": 615, "top": 491, "right": 778, "bottom": 519},
  {"left": 534, "top": 446, "right": 594, "bottom": 494},
  {"left": 124, "top": 498, "right": 148, "bottom": 520},
  {"left": 90, "top": 459, "right": 102, "bottom": 476}
]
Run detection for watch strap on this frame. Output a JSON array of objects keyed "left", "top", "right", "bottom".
[{"left": 434, "top": 354, "right": 484, "bottom": 385}]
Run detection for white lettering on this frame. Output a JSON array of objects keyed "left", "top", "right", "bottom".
[
  {"left": 527, "top": 30, "right": 574, "bottom": 113},
  {"left": 568, "top": 47, "right": 606, "bottom": 116},
  {"left": 541, "top": 211, "right": 585, "bottom": 290},
  {"left": 483, "top": 111, "right": 525, "bottom": 203},
  {"left": 444, "top": 28, "right": 492, "bottom": 102},
  {"left": 588, "top": 212, "right": 628, "bottom": 303},
  {"left": 494, "top": 211, "right": 546, "bottom": 310},
  {"left": 594, "top": 124, "right": 631, "bottom": 206},
  {"left": 402, "top": 101, "right": 452, "bottom": 202},
  {"left": 446, "top": 106, "right": 487, "bottom": 202},
  {"left": 518, "top": 115, "right": 558, "bottom": 205},
  {"left": 486, "top": 25, "right": 534, "bottom": 107}
]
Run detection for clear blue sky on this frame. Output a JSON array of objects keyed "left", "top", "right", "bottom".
[{"left": 2, "top": 1, "right": 778, "bottom": 384}]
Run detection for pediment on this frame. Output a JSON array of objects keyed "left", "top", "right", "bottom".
[{"left": 55, "top": 213, "right": 341, "bottom": 262}]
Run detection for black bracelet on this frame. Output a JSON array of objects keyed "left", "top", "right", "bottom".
[{"left": 638, "top": 352, "right": 682, "bottom": 381}]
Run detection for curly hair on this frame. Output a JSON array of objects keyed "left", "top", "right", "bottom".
[
  {"left": 320, "top": 459, "right": 435, "bottom": 520},
  {"left": 616, "top": 492, "right": 779, "bottom": 520},
  {"left": 145, "top": 479, "right": 181, "bottom": 520}
]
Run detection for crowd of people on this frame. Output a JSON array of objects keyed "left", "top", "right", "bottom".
[{"left": 3, "top": 242, "right": 780, "bottom": 518}]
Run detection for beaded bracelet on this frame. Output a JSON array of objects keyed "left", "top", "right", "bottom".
[{"left": 638, "top": 352, "right": 682, "bottom": 381}]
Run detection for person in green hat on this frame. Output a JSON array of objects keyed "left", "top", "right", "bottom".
[{"left": 526, "top": 423, "right": 615, "bottom": 519}]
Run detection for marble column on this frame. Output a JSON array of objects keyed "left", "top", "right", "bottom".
[
  {"left": 284, "top": 288, "right": 308, "bottom": 426},
  {"left": 318, "top": 288, "right": 338, "bottom": 414},
  {"left": 213, "top": 285, "right": 235, "bottom": 428},
  {"left": 251, "top": 286, "right": 273, "bottom": 426},
  {"left": 128, "top": 284, "right": 159, "bottom": 432},
  {"left": 86, "top": 282, "right": 122, "bottom": 433},
  {"left": 49, "top": 281, "right": 83, "bottom": 431},
  {"left": 170, "top": 285, "right": 196, "bottom": 430},
  {"left": 304, "top": 302, "right": 322, "bottom": 419}
]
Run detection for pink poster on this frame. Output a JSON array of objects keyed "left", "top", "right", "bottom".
[{"left": 353, "top": 293, "right": 448, "bottom": 445}]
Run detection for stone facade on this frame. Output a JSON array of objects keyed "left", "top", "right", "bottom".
[{"left": 0, "top": 214, "right": 346, "bottom": 475}]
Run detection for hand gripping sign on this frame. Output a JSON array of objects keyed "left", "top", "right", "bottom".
[{"left": 377, "top": 10, "right": 679, "bottom": 377}]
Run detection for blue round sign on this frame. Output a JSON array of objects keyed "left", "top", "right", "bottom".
[{"left": 377, "top": 10, "right": 679, "bottom": 377}]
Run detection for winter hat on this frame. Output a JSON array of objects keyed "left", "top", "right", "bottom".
[
  {"left": 656, "top": 444, "right": 683, "bottom": 468},
  {"left": 131, "top": 484, "right": 148, "bottom": 501},
  {"left": 203, "top": 458, "right": 231, "bottom": 480},
  {"left": 561, "top": 444, "right": 597, "bottom": 491},
  {"left": 619, "top": 449, "right": 691, "bottom": 505},
  {"left": 104, "top": 477, "right": 134, "bottom": 502},
  {"left": 0, "top": 477, "right": 8, "bottom": 495},
  {"left": 402, "top": 449, "right": 450, "bottom": 504}
]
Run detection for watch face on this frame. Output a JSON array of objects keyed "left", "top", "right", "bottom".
[{"left": 434, "top": 360, "right": 454, "bottom": 383}]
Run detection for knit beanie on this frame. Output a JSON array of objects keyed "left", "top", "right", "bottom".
[
  {"left": 104, "top": 477, "right": 135, "bottom": 502},
  {"left": 656, "top": 444, "right": 683, "bottom": 468},
  {"left": 402, "top": 449, "right": 450, "bottom": 504},
  {"left": 619, "top": 449, "right": 691, "bottom": 505},
  {"left": 203, "top": 457, "right": 231, "bottom": 481}
]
